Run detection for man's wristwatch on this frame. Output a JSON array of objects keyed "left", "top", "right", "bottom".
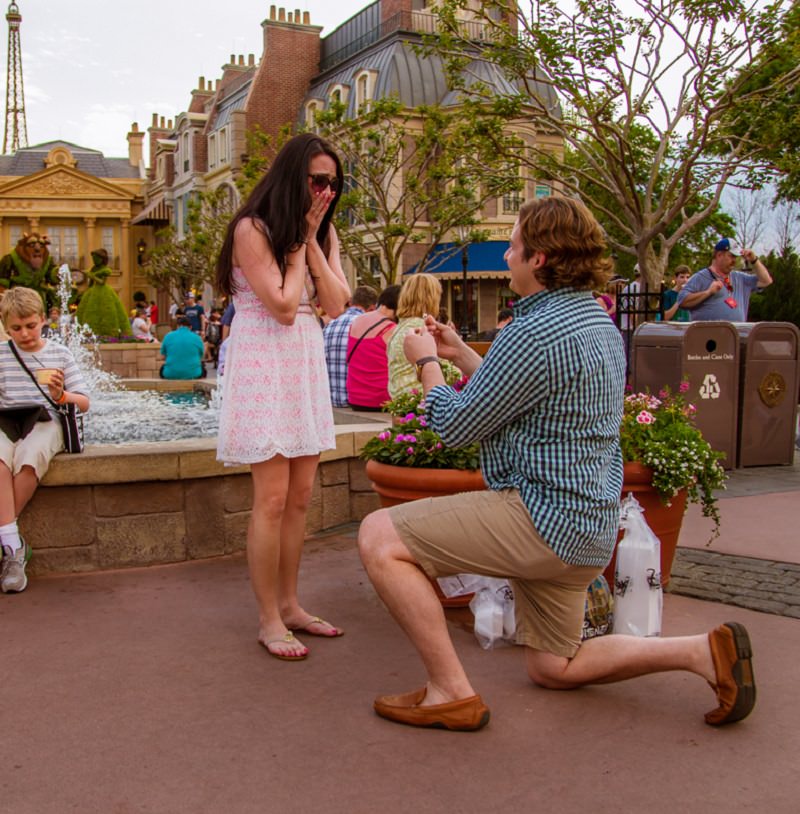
[{"left": 414, "top": 355, "right": 440, "bottom": 380}]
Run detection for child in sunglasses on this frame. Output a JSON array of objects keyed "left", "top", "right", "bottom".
[{"left": 215, "top": 133, "right": 351, "bottom": 661}]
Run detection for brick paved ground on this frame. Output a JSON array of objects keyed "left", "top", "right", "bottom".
[{"left": 669, "top": 548, "right": 800, "bottom": 619}]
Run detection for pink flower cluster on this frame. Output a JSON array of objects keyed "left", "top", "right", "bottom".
[
  {"left": 636, "top": 410, "right": 655, "bottom": 424},
  {"left": 625, "top": 393, "right": 661, "bottom": 411}
]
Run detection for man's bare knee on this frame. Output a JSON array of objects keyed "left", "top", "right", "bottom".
[
  {"left": 525, "top": 648, "right": 577, "bottom": 690},
  {"left": 358, "top": 509, "right": 415, "bottom": 571},
  {"left": 358, "top": 509, "right": 395, "bottom": 565}
]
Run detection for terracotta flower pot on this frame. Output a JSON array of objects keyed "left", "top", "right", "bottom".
[
  {"left": 365, "top": 460, "right": 487, "bottom": 607},
  {"left": 603, "top": 462, "right": 688, "bottom": 589},
  {"left": 365, "top": 460, "right": 486, "bottom": 507}
]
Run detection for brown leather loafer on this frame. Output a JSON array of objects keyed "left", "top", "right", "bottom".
[
  {"left": 705, "top": 621, "right": 756, "bottom": 726},
  {"left": 374, "top": 687, "right": 490, "bottom": 731}
]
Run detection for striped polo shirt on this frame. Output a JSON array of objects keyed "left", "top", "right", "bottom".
[
  {"left": 425, "top": 287, "right": 626, "bottom": 567},
  {"left": 0, "top": 339, "right": 88, "bottom": 418}
]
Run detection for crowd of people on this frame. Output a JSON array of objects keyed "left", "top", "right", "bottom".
[{"left": 0, "top": 134, "right": 759, "bottom": 734}]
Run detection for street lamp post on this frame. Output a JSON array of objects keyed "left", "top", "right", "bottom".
[{"left": 456, "top": 225, "right": 470, "bottom": 341}]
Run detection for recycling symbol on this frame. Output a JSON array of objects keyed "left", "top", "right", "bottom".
[{"left": 699, "top": 373, "right": 721, "bottom": 400}]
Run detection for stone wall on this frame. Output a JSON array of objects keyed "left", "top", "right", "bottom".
[
  {"left": 23, "top": 427, "right": 383, "bottom": 576},
  {"left": 95, "top": 342, "right": 162, "bottom": 378}
]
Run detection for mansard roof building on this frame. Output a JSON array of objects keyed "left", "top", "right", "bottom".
[{"left": 140, "top": 1, "right": 563, "bottom": 335}]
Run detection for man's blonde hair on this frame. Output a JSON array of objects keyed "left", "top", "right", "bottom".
[
  {"left": 0, "top": 286, "right": 45, "bottom": 326},
  {"left": 397, "top": 274, "right": 442, "bottom": 320}
]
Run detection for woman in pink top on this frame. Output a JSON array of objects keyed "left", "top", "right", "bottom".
[{"left": 346, "top": 284, "right": 400, "bottom": 410}]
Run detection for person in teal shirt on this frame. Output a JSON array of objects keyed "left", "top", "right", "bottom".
[
  {"left": 661, "top": 265, "right": 691, "bottom": 322},
  {"left": 159, "top": 316, "right": 206, "bottom": 379}
]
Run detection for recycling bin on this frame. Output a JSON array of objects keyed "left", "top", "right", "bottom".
[
  {"left": 631, "top": 322, "right": 740, "bottom": 469},
  {"left": 734, "top": 322, "right": 800, "bottom": 467}
]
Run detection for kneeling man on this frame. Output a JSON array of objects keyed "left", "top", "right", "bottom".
[{"left": 358, "top": 197, "right": 755, "bottom": 731}]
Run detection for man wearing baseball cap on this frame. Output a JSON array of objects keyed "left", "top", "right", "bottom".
[{"left": 676, "top": 237, "right": 772, "bottom": 321}]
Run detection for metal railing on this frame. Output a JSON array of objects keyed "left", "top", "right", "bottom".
[
  {"left": 615, "top": 284, "right": 667, "bottom": 376},
  {"left": 320, "top": 10, "right": 489, "bottom": 72}
]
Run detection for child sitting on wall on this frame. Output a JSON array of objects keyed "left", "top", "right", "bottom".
[{"left": 0, "top": 287, "right": 90, "bottom": 592}]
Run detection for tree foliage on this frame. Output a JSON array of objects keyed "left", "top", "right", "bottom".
[
  {"left": 721, "top": 0, "right": 800, "bottom": 202},
  {"left": 145, "top": 186, "right": 234, "bottom": 302},
  {"left": 747, "top": 247, "right": 800, "bottom": 328},
  {"left": 313, "top": 96, "right": 522, "bottom": 286},
  {"left": 433, "top": 0, "right": 798, "bottom": 286}
]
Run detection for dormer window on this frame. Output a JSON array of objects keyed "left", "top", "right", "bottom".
[
  {"left": 329, "top": 83, "right": 350, "bottom": 108},
  {"left": 182, "top": 133, "right": 190, "bottom": 173},
  {"left": 305, "top": 99, "right": 322, "bottom": 131},
  {"left": 219, "top": 128, "right": 228, "bottom": 165},
  {"left": 355, "top": 71, "right": 376, "bottom": 112}
]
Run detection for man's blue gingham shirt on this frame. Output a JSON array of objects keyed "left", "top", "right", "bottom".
[
  {"left": 323, "top": 306, "right": 363, "bottom": 407},
  {"left": 425, "top": 288, "right": 626, "bottom": 567}
]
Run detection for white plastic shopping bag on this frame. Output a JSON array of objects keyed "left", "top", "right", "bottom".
[
  {"left": 613, "top": 494, "right": 663, "bottom": 637},
  {"left": 437, "top": 574, "right": 516, "bottom": 650},
  {"left": 469, "top": 578, "right": 516, "bottom": 650}
]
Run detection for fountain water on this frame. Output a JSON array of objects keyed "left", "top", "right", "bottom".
[{"left": 54, "top": 264, "right": 220, "bottom": 444}]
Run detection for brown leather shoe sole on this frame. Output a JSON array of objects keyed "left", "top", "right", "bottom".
[
  {"left": 374, "top": 687, "right": 490, "bottom": 731},
  {"left": 705, "top": 621, "right": 756, "bottom": 726}
]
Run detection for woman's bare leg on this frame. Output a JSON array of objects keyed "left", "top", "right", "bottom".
[
  {"left": 277, "top": 455, "right": 341, "bottom": 636},
  {"left": 247, "top": 456, "right": 306, "bottom": 658}
]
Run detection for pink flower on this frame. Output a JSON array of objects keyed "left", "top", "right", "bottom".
[
  {"left": 406, "top": 447, "right": 414, "bottom": 455},
  {"left": 378, "top": 431, "right": 390, "bottom": 441},
  {"left": 636, "top": 410, "right": 655, "bottom": 424},
  {"left": 404, "top": 412, "right": 416, "bottom": 422},
  {"left": 679, "top": 381, "right": 690, "bottom": 393},
  {"left": 658, "top": 389, "right": 668, "bottom": 399}
]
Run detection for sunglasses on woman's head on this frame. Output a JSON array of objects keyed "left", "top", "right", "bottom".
[{"left": 308, "top": 174, "right": 339, "bottom": 193}]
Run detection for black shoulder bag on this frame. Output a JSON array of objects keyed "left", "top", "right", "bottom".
[{"left": 7, "top": 341, "right": 85, "bottom": 453}]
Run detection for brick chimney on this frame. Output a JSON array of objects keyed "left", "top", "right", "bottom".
[
  {"left": 146, "top": 113, "right": 175, "bottom": 180},
  {"left": 127, "top": 122, "right": 145, "bottom": 168},
  {"left": 246, "top": 7, "right": 322, "bottom": 150},
  {"left": 190, "top": 76, "right": 217, "bottom": 113}
]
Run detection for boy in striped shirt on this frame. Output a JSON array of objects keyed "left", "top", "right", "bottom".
[{"left": 0, "top": 287, "right": 90, "bottom": 592}]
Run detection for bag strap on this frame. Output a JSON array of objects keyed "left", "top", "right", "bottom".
[
  {"left": 7, "top": 340, "right": 59, "bottom": 409},
  {"left": 346, "top": 316, "right": 393, "bottom": 364}
]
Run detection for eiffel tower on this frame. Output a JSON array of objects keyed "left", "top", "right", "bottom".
[{"left": 3, "top": 1, "right": 27, "bottom": 154}]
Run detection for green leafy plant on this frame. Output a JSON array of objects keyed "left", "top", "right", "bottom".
[
  {"left": 621, "top": 385, "right": 726, "bottom": 538},
  {"left": 360, "top": 382, "right": 480, "bottom": 470}
]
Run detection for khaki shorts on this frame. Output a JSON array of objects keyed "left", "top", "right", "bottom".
[
  {"left": 389, "top": 488, "right": 601, "bottom": 658},
  {"left": 0, "top": 418, "right": 64, "bottom": 480}
]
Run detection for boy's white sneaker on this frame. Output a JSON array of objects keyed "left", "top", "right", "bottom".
[{"left": 1, "top": 539, "right": 31, "bottom": 593}]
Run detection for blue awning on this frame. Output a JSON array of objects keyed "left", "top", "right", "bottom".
[{"left": 405, "top": 240, "right": 510, "bottom": 278}]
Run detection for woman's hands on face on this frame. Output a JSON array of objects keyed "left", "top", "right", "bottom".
[{"left": 304, "top": 187, "right": 335, "bottom": 242}]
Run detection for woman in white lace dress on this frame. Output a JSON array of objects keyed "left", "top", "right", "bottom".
[{"left": 216, "top": 134, "right": 350, "bottom": 660}]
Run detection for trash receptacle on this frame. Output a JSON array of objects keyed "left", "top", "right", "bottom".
[
  {"left": 734, "top": 322, "right": 800, "bottom": 467},
  {"left": 631, "top": 322, "right": 740, "bottom": 469}
]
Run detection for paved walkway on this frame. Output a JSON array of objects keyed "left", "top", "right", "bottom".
[{"left": 1, "top": 457, "right": 798, "bottom": 813}]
